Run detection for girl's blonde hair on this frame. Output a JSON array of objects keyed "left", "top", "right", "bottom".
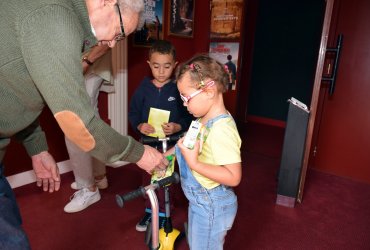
[{"left": 175, "top": 54, "right": 229, "bottom": 93}]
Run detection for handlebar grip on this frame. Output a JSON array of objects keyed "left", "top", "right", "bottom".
[
  {"left": 154, "top": 172, "right": 180, "bottom": 188},
  {"left": 169, "top": 134, "right": 184, "bottom": 142},
  {"left": 116, "top": 186, "right": 145, "bottom": 208},
  {"left": 141, "top": 137, "right": 159, "bottom": 144}
]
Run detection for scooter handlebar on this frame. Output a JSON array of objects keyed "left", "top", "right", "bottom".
[
  {"left": 116, "top": 186, "right": 145, "bottom": 208},
  {"left": 154, "top": 172, "right": 180, "bottom": 188},
  {"left": 115, "top": 172, "right": 180, "bottom": 208},
  {"left": 141, "top": 133, "right": 184, "bottom": 145}
]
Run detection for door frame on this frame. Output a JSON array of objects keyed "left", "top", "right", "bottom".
[{"left": 297, "top": 0, "right": 335, "bottom": 202}]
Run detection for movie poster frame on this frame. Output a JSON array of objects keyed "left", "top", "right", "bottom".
[
  {"left": 209, "top": 42, "right": 240, "bottom": 91},
  {"left": 133, "top": 0, "right": 164, "bottom": 47},
  {"left": 210, "top": 0, "right": 244, "bottom": 40},
  {"left": 168, "top": 0, "right": 195, "bottom": 38}
]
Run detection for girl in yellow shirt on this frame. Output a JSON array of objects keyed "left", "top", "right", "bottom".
[{"left": 165, "top": 54, "right": 242, "bottom": 250}]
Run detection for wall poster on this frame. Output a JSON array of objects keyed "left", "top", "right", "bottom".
[
  {"left": 209, "top": 42, "right": 239, "bottom": 91},
  {"left": 133, "top": 0, "right": 164, "bottom": 47},
  {"left": 210, "top": 0, "right": 244, "bottom": 39},
  {"left": 169, "top": 0, "right": 195, "bottom": 38}
]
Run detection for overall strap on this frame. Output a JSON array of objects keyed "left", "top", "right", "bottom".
[
  {"left": 205, "top": 113, "right": 231, "bottom": 129},
  {"left": 198, "top": 113, "right": 232, "bottom": 146}
]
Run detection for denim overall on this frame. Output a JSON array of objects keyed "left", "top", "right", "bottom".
[
  {"left": 175, "top": 114, "right": 238, "bottom": 250},
  {"left": 0, "top": 163, "right": 30, "bottom": 249}
]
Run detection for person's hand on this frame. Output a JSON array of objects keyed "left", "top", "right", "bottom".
[
  {"left": 176, "top": 137, "right": 200, "bottom": 169},
  {"left": 161, "top": 122, "right": 181, "bottom": 136},
  {"left": 138, "top": 123, "right": 155, "bottom": 135},
  {"left": 136, "top": 145, "right": 169, "bottom": 174},
  {"left": 31, "top": 151, "right": 60, "bottom": 193}
]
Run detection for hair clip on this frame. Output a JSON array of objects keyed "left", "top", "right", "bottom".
[{"left": 193, "top": 63, "right": 205, "bottom": 87}]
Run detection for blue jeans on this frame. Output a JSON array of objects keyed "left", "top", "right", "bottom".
[
  {"left": 175, "top": 146, "right": 237, "bottom": 250},
  {"left": 0, "top": 163, "right": 30, "bottom": 250}
]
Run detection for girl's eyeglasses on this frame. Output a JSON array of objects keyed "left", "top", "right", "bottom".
[{"left": 180, "top": 81, "right": 215, "bottom": 104}]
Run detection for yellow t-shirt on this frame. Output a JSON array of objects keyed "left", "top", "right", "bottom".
[{"left": 192, "top": 116, "right": 242, "bottom": 189}]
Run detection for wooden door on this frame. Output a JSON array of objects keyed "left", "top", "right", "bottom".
[{"left": 310, "top": 0, "right": 370, "bottom": 184}]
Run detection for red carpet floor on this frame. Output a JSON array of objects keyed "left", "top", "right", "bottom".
[{"left": 14, "top": 123, "right": 370, "bottom": 249}]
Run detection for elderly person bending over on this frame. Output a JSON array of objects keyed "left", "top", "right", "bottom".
[{"left": 0, "top": 0, "right": 168, "bottom": 248}]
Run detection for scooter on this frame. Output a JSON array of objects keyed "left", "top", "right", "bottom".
[
  {"left": 116, "top": 134, "right": 184, "bottom": 250},
  {"left": 116, "top": 172, "right": 180, "bottom": 250},
  {"left": 141, "top": 135, "right": 184, "bottom": 250}
]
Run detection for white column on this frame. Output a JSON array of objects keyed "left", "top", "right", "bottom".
[
  {"left": 109, "top": 39, "right": 128, "bottom": 136},
  {"left": 108, "top": 40, "right": 129, "bottom": 167}
]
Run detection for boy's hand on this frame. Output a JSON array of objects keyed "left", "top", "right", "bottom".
[
  {"left": 162, "top": 122, "right": 181, "bottom": 135},
  {"left": 138, "top": 123, "right": 155, "bottom": 135}
]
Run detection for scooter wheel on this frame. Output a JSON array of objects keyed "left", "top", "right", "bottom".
[
  {"left": 145, "top": 222, "right": 152, "bottom": 246},
  {"left": 184, "top": 222, "right": 189, "bottom": 245}
]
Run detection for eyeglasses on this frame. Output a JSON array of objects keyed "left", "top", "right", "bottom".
[
  {"left": 115, "top": 4, "right": 126, "bottom": 41},
  {"left": 180, "top": 81, "right": 215, "bottom": 104}
]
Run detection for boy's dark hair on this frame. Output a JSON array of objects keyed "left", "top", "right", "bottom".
[
  {"left": 227, "top": 54, "right": 232, "bottom": 61},
  {"left": 149, "top": 40, "right": 176, "bottom": 59}
]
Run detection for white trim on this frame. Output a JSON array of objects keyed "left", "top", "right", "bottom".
[
  {"left": 6, "top": 159, "right": 127, "bottom": 188},
  {"left": 7, "top": 160, "right": 72, "bottom": 189}
]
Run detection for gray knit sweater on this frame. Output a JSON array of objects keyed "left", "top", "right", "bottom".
[{"left": 0, "top": 0, "right": 144, "bottom": 164}]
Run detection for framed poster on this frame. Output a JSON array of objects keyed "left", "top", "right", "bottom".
[
  {"left": 133, "top": 0, "right": 164, "bottom": 47},
  {"left": 210, "top": 0, "right": 244, "bottom": 40},
  {"left": 169, "top": 0, "right": 195, "bottom": 38},
  {"left": 209, "top": 42, "right": 239, "bottom": 90}
]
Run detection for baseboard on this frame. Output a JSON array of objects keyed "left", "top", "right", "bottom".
[
  {"left": 7, "top": 160, "right": 73, "bottom": 189},
  {"left": 247, "top": 115, "right": 286, "bottom": 128},
  {"left": 6, "top": 160, "right": 130, "bottom": 189}
]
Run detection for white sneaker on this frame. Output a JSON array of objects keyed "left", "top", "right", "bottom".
[
  {"left": 64, "top": 188, "right": 101, "bottom": 213},
  {"left": 70, "top": 176, "right": 108, "bottom": 190}
]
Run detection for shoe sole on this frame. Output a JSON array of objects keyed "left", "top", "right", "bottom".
[{"left": 135, "top": 225, "right": 147, "bottom": 232}]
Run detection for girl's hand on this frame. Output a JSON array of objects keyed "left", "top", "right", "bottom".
[{"left": 177, "top": 137, "right": 200, "bottom": 169}]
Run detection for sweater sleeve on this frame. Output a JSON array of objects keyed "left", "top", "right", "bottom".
[{"left": 19, "top": 5, "right": 144, "bottom": 163}]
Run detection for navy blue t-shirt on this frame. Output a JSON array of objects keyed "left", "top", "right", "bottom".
[{"left": 128, "top": 76, "right": 193, "bottom": 142}]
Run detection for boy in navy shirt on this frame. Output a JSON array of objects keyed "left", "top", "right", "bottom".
[{"left": 128, "top": 40, "right": 193, "bottom": 231}]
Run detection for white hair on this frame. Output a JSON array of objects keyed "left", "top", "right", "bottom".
[{"left": 118, "top": 0, "right": 145, "bottom": 30}]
